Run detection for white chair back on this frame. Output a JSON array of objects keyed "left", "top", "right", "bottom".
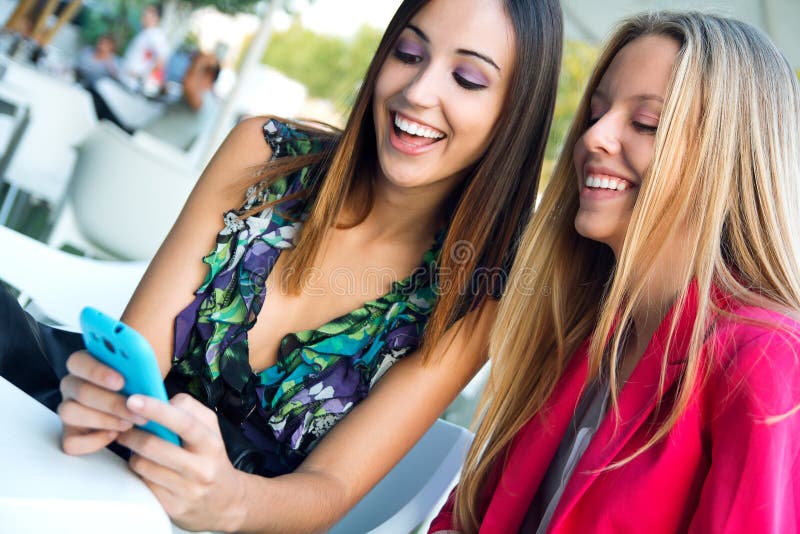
[
  {"left": 0, "top": 225, "right": 146, "bottom": 329},
  {"left": 67, "top": 120, "right": 196, "bottom": 260},
  {"left": 0, "top": 58, "right": 94, "bottom": 205},
  {"left": 329, "top": 418, "right": 473, "bottom": 534},
  {"left": 0, "top": 57, "right": 96, "bottom": 147}
]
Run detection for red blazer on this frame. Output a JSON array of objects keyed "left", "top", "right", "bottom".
[{"left": 431, "top": 287, "right": 800, "bottom": 533}]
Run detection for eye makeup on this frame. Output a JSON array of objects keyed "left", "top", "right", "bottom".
[
  {"left": 454, "top": 65, "right": 489, "bottom": 90},
  {"left": 393, "top": 36, "right": 425, "bottom": 63}
]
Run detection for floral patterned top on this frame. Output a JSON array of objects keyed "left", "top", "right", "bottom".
[{"left": 167, "top": 119, "right": 443, "bottom": 476}]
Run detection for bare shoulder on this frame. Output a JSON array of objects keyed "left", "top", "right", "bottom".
[
  {"left": 199, "top": 116, "right": 274, "bottom": 191},
  {"left": 120, "top": 117, "right": 275, "bottom": 370}
]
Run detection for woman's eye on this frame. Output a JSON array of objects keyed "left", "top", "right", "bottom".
[
  {"left": 453, "top": 72, "right": 487, "bottom": 91},
  {"left": 393, "top": 49, "right": 422, "bottom": 64},
  {"left": 633, "top": 121, "right": 658, "bottom": 133},
  {"left": 587, "top": 116, "right": 600, "bottom": 126}
]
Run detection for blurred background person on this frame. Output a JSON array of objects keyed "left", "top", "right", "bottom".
[
  {"left": 74, "top": 33, "right": 120, "bottom": 87},
  {"left": 119, "top": 3, "right": 169, "bottom": 92},
  {"left": 141, "top": 51, "right": 221, "bottom": 151}
]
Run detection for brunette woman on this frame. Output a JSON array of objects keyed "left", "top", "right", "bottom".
[{"left": 0, "top": 0, "right": 563, "bottom": 531}]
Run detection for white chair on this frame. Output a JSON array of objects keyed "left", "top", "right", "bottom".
[
  {"left": 0, "top": 224, "right": 146, "bottom": 330},
  {"left": 94, "top": 77, "right": 166, "bottom": 130},
  {"left": 328, "top": 418, "right": 473, "bottom": 534},
  {"left": 0, "top": 57, "right": 96, "bottom": 226},
  {"left": 48, "top": 120, "right": 198, "bottom": 260},
  {"left": 0, "top": 57, "right": 96, "bottom": 147},
  {"left": 0, "top": 87, "right": 30, "bottom": 225}
]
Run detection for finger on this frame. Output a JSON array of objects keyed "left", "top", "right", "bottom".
[
  {"left": 60, "top": 375, "right": 147, "bottom": 425},
  {"left": 129, "top": 452, "right": 185, "bottom": 492},
  {"left": 61, "top": 427, "right": 118, "bottom": 456},
  {"left": 127, "top": 394, "right": 217, "bottom": 451},
  {"left": 117, "top": 427, "right": 194, "bottom": 474},
  {"left": 139, "top": 476, "right": 185, "bottom": 520},
  {"left": 65, "top": 351, "right": 124, "bottom": 390},
  {"left": 58, "top": 399, "right": 134, "bottom": 432},
  {"left": 170, "top": 393, "right": 220, "bottom": 435}
]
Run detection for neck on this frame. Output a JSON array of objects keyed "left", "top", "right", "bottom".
[
  {"left": 617, "top": 233, "right": 693, "bottom": 380},
  {"left": 346, "top": 170, "right": 460, "bottom": 243}
]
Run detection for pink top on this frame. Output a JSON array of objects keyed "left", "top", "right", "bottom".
[{"left": 430, "top": 284, "right": 800, "bottom": 533}]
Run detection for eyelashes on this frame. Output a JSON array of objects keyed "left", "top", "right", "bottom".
[
  {"left": 633, "top": 122, "right": 658, "bottom": 133},
  {"left": 393, "top": 48, "right": 422, "bottom": 65}
]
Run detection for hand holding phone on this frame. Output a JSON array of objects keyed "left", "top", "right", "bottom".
[{"left": 79, "top": 307, "right": 180, "bottom": 446}]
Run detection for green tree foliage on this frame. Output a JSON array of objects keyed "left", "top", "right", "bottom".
[
  {"left": 261, "top": 20, "right": 382, "bottom": 111},
  {"left": 79, "top": 0, "right": 261, "bottom": 49},
  {"left": 178, "top": 0, "right": 261, "bottom": 14}
]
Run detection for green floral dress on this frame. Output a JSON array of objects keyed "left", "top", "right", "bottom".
[{"left": 167, "top": 119, "right": 443, "bottom": 475}]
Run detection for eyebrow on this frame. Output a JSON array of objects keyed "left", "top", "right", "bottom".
[
  {"left": 592, "top": 88, "right": 664, "bottom": 103},
  {"left": 406, "top": 24, "right": 501, "bottom": 72}
]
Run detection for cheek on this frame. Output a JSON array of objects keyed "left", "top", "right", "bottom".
[
  {"left": 572, "top": 137, "right": 588, "bottom": 172},
  {"left": 373, "top": 59, "right": 407, "bottom": 108},
  {"left": 630, "top": 139, "right": 657, "bottom": 178},
  {"left": 453, "top": 94, "right": 505, "bottom": 153}
]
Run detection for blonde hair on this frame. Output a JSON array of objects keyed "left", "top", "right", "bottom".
[{"left": 455, "top": 12, "right": 800, "bottom": 531}]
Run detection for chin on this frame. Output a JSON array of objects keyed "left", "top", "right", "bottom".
[
  {"left": 575, "top": 218, "right": 612, "bottom": 244},
  {"left": 381, "top": 172, "right": 435, "bottom": 190}
]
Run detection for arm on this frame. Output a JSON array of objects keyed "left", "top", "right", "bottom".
[
  {"left": 118, "top": 302, "right": 493, "bottom": 533},
  {"left": 688, "top": 327, "right": 800, "bottom": 533},
  {"left": 59, "top": 117, "right": 273, "bottom": 454}
]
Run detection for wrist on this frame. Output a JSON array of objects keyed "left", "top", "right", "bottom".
[{"left": 223, "top": 469, "right": 250, "bottom": 532}]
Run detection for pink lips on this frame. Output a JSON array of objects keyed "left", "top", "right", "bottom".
[
  {"left": 388, "top": 112, "right": 445, "bottom": 156},
  {"left": 580, "top": 166, "right": 638, "bottom": 201}
]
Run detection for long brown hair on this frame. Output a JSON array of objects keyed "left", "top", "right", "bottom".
[
  {"left": 238, "top": 0, "right": 564, "bottom": 361},
  {"left": 455, "top": 12, "right": 800, "bottom": 531}
]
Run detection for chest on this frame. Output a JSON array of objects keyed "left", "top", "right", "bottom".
[
  {"left": 550, "top": 409, "right": 709, "bottom": 533},
  {"left": 484, "top": 379, "right": 712, "bottom": 534},
  {"left": 247, "top": 232, "right": 430, "bottom": 372}
]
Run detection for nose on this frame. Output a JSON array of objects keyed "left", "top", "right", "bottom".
[
  {"left": 580, "top": 112, "right": 622, "bottom": 155},
  {"left": 402, "top": 61, "right": 441, "bottom": 109}
]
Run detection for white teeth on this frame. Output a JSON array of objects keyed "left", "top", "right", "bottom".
[
  {"left": 585, "top": 175, "right": 629, "bottom": 191},
  {"left": 394, "top": 114, "right": 445, "bottom": 139}
]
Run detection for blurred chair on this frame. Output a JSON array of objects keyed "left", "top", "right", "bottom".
[
  {"left": 0, "top": 224, "right": 146, "bottom": 330},
  {"left": 328, "top": 419, "right": 473, "bottom": 534},
  {"left": 0, "top": 57, "right": 95, "bottom": 220},
  {"left": 48, "top": 120, "right": 198, "bottom": 260},
  {"left": 94, "top": 77, "right": 165, "bottom": 130},
  {"left": 0, "top": 87, "right": 30, "bottom": 225}
]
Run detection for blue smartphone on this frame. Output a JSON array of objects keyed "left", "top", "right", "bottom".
[{"left": 79, "top": 307, "right": 180, "bottom": 446}]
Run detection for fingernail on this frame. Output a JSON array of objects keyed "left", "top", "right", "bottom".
[
  {"left": 132, "top": 416, "right": 148, "bottom": 426},
  {"left": 107, "top": 430, "right": 118, "bottom": 440},
  {"left": 119, "top": 420, "right": 133, "bottom": 431},
  {"left": 127, "top": 396, "right": 144, "bottom": 410}
]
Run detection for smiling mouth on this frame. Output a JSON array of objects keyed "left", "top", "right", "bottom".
[
  {"left": 391, "top": 112, "right": 446, "bottom": 148},
  {"left": 583, "top": 173, "right": 636, "bottom": 191}
]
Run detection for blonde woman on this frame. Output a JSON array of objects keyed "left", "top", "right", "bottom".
[{"left": 431, "top": 12, "right": 800, "bottom": 534}]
